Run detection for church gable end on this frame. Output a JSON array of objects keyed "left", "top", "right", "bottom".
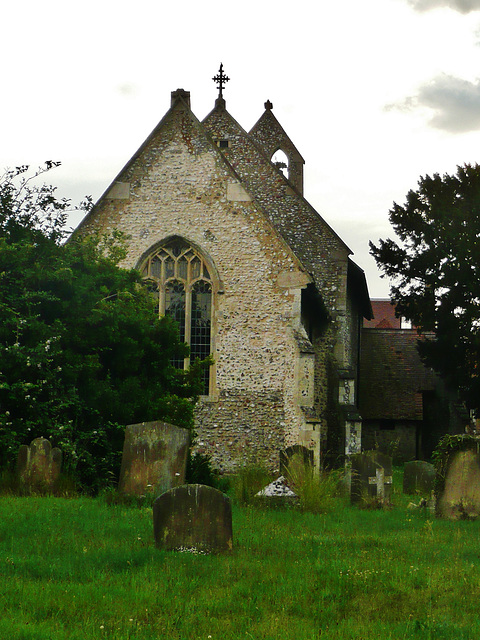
[
  {"left": 249, "top": 100, "right": 305, "bottom": 195},
  {"left": 75, "top": 71, "right": 371, "bottom": 472}
]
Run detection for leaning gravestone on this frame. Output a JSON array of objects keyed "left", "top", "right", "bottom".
[
  {"left": 16, "top": 437, "right": 62, "bottom": 493},
  {"left": 118, "top": 421, "right": 189, "bottom": 496},
  {"left": 153, "top": 484, "right": 233, "bottom": 553},
  {"left": 437, "top": 448, "right": 480, "bottom": 520},
  {"left": 351, "top": 451, "right": 393, "bottom": 504},
  {"left": 279, "top": 445, "right": 314, "bottom": 478},
  {"left": 403, "top": 460, "right": 436, "bottom": 495}
]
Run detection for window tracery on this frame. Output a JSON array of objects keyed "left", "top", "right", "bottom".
[{"left": 140, "top": 238, "right": 213, "bottom": 394}]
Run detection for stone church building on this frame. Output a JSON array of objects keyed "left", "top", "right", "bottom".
[{"left": 76, "top": 70, "right": 372, "bottom": 472}]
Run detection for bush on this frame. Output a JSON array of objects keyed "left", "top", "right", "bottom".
[
  {"left": 186, "top": 452, "right": 230, "bottom": 492},
  {"left": 0, "top": 164, "right": 204, "bottom": 493}
]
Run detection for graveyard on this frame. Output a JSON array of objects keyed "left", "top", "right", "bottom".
[{"left": 2, "top": 456, "right": 480, "bottom": 640}]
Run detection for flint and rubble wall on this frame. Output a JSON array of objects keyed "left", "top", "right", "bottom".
[{"left": 75, "top": 104, "right": 317, "bottom": 471}]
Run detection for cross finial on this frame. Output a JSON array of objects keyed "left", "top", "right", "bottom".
[{"left": 213, "top": 63, "right": 230, "bottom": 99}]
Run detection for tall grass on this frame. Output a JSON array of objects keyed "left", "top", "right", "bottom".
[
  {"left": 286, "top": 464, "right": 346, "bottom": 514},
  {"left": 0, "top": 481, "right": 478, "bottom": 639},
  {"left": 231, "top": 463, "right": 274, "bottom": 505}
]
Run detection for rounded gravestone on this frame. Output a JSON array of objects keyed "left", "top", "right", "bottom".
[
  {"left": 437, "top": 449, "right": 480, "bottom": 520},
  {"left": 153, "top": 484, "right": 233, "bottom": 553}
]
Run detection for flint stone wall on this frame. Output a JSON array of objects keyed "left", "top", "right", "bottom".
[{"left": 74, "top": 98, "right": 357, "bottom": 471}]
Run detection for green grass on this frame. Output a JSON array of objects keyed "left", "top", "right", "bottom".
[{"left": 0, "top": 483, "right": 479, "bottom": 639}]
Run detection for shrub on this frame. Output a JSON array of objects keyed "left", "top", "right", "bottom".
[
  {"left": 0, "top": 164, "right": 204, "bottom": 493},
  {"left": 186, "top": 452, "right": 230, "bottom": 492}
]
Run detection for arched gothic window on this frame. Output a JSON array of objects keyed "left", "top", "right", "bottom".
[{"left": 140, "top": 238, "right": 213, "bottom": 394}]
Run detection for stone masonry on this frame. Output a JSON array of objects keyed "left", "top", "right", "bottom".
[{"left": 75, "top": 84, "right": 371, "bottom": 472}]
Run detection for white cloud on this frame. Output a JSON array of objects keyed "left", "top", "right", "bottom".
[
  {"left": 386, "top": 74, "right": 480, "bottom": 132},
  {"left": 407, "top": 0, "right": 480, "bottom": 12}
]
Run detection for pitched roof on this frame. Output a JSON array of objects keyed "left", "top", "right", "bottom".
[
  {"left": 348, "top": 259, "right": 373, "bottom": 321},
  {"left": 76, "top": 90, "right": 371, "bottom": 318},
  {"left": 201, "top": 101, "right": 358, "bottom": 314},
  {"left": 359, "top": 329, "right": 437, "bottom": 420}
]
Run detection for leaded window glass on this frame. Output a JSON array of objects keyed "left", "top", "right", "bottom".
[{"left": 141, "top": 239, "right": 214, "bottom": 394}]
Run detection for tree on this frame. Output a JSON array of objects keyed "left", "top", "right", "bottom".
[
  {"left": 370, "top": 163, "right": 480, "bottom": 414},
  {"left": 0, "top": 164, "right": 203, "bottom": 491}
]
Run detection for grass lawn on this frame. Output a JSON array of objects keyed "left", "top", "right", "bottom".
[{"left": 1, "top": 482, "right": 479, "bottom": 640}]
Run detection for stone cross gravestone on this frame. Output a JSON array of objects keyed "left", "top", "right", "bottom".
[
  {"left": 403, "top": 460, "right": 436, "bottom": 495},
  {"left": 437, "top": 448, "right": 480, "bottom": 520},
  {"left": 279, "top": 445, "right": 314, "bottom": 478},
  {"left": 118, "top": 421, "right": 189, "bottom": 496},
  {"left": 16, "top": 437, "right": 62, "bottom": 493},
  {"left": 153, "top": 484, "right": 233, "bottom": 553},
  {"left": 350, "top": 451, "right": 393, "bottom": 504}
]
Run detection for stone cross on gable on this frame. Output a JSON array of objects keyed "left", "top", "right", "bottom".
[{"left": 213, "top": 63, "right": 230, "bottom": 99}]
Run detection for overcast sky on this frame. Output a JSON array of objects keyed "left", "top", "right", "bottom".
[{"left": 3, "top": 0, "right": 480, "bottom": 297}]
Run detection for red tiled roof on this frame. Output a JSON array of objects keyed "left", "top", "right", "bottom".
[{"left": 363, "top": 299, "right": 401, "bottom": 329}]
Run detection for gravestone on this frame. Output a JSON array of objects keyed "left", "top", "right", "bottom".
[
  {"left": 350, "top": 451, "right": 393, "bottom": 504},
  {"left": 437, "top": 448, "right": 480, "bottom": 520},
  {"left": 118, "top": 421, "right": 189, "bottom": 496},
  {"left": 279, "top": 445, "right": 314, "bottom": 478},
  {"left": 16, "top": 437, "right": 62, "bottom": 493},
  {"left": 153, "top": 484, "right": 233, "bottom": 553},
  {"left": 403, "top": 460, "right": 436, "bottom": 495}
]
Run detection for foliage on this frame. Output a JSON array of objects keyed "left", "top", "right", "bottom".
[
  {"left": 0, "top": 164, "right": 203, "bottom": 491},
  {"left": 370, "top": 163, "right": 480, "bottom": 412},
  {"left": 186, "top": 451, "right": 230, "bottom": 492}
]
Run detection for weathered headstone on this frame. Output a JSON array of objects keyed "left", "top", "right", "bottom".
[
  {"left": 403, "top": 460, "right": 436, "bottom": 495},
  {"left": 279, "top": 445, "right": 314, "bottom": 478},
  {"left": 16, "top": 437, "right": 62, "bottom": 493},
  {"left": 153, "top": 484, "right": 233, "bottom": 553},
  {"left": 437, "top": 448, "right": 480, "bottom": 520},
  {"left": 118, "top": 421, "right": 189, "bottom": 496},
  {"left": 350, "top": 451, "right": 393, "bottom": 504}
]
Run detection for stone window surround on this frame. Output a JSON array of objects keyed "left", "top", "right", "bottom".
[{"left": 137, "top": 236, "right": 223, "bottom": 397}]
